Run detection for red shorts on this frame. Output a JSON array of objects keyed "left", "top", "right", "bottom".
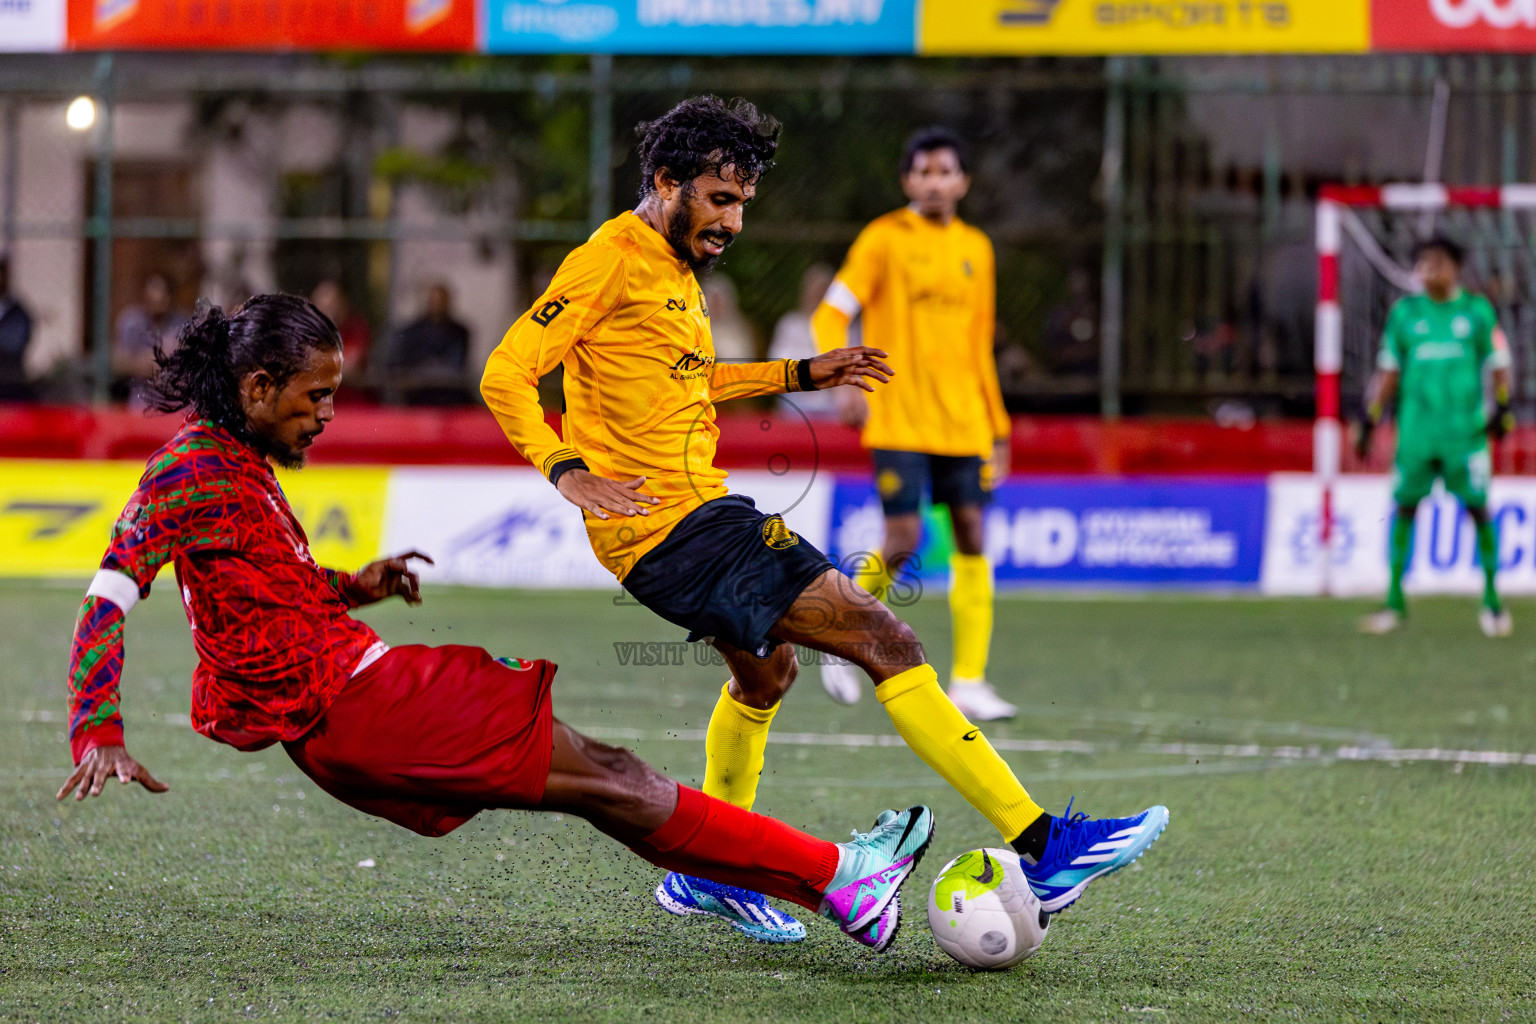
[{"left": 284, "top": 645, "right": 555, "bottom": 837}]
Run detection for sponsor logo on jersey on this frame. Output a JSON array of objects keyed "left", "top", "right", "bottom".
[
  {"left": 531, "top": 295, "right": 570, "bottom": 327},
  {"left": 666, "top": 297, "right": 689, "bottom": 312},
  {"left": 112, "top": 502, "right": 150, "bottom": 541},
  {"left": 668, "top": 346, "right": 714, "bottom": 381},
  {"left": 762, "top": 514, "right": 800, "bottom": 549},
  {"left": 1415, "top": 341, "right": 1467, "bottom": 361}
]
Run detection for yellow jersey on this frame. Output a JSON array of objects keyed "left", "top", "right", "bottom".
[
  {"left": 481, "top": 212, "right": 808, "bottom": 580},
  {"left": 812, "top": 207, "right": 1009, "bottom": 457}
]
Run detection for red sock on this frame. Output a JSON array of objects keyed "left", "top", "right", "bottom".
[{"left": 632, "top": 785, "right": 840, "bottom": 911}]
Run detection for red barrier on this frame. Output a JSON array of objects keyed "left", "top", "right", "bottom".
[{"left": 0, "top": 402, "right": 1336, "bottom": 475}]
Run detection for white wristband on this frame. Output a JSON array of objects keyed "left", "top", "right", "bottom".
[{"left": 86, "top": 569, "right": 141, "bottom": 614}]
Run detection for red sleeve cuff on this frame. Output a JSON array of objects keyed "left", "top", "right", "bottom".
[{"left": 71, "top": 723, "right": 125, "bottom": 765}]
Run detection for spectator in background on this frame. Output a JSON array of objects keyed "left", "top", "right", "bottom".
[
  {"left": 768, "top": 264, "right": 839, "bottom": 419},
  {"left": 0, "top": 257, "right": 35, "bottom": 400},
  {"left": 390, "top": 282, "right": 471, "bottom": 404},
  {"left": 311, "top": 279, "right": 372, "bottom": 374},
  {"left": 1042, "top": 267, "right": 1100, "bottom": 376},
  {"left": 703, "top": 274, "right": 756, "bottom": 364},
  {"left": 114, "top": 272, "right": 189, "bottom": 401}
]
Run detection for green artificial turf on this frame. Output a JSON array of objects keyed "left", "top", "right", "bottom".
[{"left": 2, "top": 580, "right": 1534, "bottom": 1022}]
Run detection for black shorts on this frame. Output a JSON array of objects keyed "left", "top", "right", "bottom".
[
  {"left": 872, "top": 449, "right": 992, "bottom": 517},
  {"left": 622, "top": 495, "right": 835, "bottom": 658}
]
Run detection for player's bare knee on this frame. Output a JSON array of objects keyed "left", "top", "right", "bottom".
[{"left": 844, "top": 611, "right": 924, "bottom": 675}]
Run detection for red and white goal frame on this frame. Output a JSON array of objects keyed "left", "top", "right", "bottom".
[{"left": 1314, "top": 183, "right": 1536, "bottom": 579}]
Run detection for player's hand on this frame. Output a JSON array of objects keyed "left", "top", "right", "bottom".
[
  {"left": 352, "top": 550, "right": 434, "bottom": 606},
  {"left": 808, "top": 346, "right": 894, "bottom": 393},
  {"left": 835, "top": 387, "right": 870, "bottom": 430},
  {"left": 1354, "top": 419, "right": 1375, "bottom": 461},
  {"left": 557, "top": 470, "right": 659, "bottom": 520},
  {"left": 56, "top": 745, "right": 168, "bottom": 802},
  {"left": 1490, "top": 404, "right": 1516, "bottom": 441},
  {"left": 990, "top": 438, "right": 1011, "bottom": 485}
]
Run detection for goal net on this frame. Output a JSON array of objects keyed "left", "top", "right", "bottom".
[{"left": 1310, "top": 185, "right": 1536, "bottom": 589}]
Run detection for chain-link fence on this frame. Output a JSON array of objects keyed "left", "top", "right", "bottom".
[{"left": 4, "top": 53, "right": 1536, "bottom": 415}]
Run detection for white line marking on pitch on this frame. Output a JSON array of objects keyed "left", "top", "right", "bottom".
[
  {"left": 572, "top": 725, "right": 1536, "bottom": 768},
  {"left": 13, "top": 710, "right": 1536, "bottom": 769}
]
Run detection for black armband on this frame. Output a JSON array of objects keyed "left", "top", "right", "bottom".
[{"left": 796, "top": 358, "right": 817, "bottom": 393}]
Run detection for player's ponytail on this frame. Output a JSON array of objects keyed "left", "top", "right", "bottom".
[{"left": 143, "top": 294, "right": 340, "bottom": 437}]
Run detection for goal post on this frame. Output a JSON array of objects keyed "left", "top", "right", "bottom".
[{"left": 1314, "top": 183, "right": 1536, "bottom": 591}]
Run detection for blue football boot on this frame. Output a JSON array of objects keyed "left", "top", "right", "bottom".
[
  {"left": 654, "top": 872, "right": 807, "bottom": 943},
  {"left": 1021, "top": 800, "right": 1169, "bottom": 913}
]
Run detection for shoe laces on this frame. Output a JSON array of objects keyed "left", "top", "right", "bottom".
[
  {"left": 849, "top": 809, "right": 900, "bottom": 842},
  {"left": 1051, "top": 797, "right": 1110, "bottom": 857}
]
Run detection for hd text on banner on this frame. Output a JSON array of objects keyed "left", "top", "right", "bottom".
[
  {"left": 482, "top": 0, "right": 917, "bottom": 53},
  {"left": 920, "top": 0, "right": 1368, "bottom": 53},
  {"left": 828, "top": 477, "right": 1269, "bottom": 589}
]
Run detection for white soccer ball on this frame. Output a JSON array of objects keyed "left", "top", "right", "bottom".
[{"left": 927, "top": 847, "right": 1050, "bottom": 970}]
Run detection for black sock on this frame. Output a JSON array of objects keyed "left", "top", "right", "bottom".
[{"left": 1010, "top": 811, "right": 1053, "bottom": 865}]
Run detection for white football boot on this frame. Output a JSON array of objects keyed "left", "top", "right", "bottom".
[
  {"left": 1358, "top": 609, "right": 1402, "bottom": 635},
  {"left": 946, "top": 679, "right": 1017, "bottom": 721},
  {"left": 1479, "top": 606, "right": 1513, "bottom": 638},
  {"left": 819, "top": 657, "right": 863, "bottom": 705}
]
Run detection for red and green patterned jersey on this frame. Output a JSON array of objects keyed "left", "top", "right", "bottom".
[
  {"left": 66, "top": 419, "right": 382, "bottom": 761},
  {"left": 1377, "top": 290, "right": 1511, "bottom": 451}
]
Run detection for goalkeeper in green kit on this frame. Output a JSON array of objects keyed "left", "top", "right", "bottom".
[{"left": 1357, "top": 236, "right": 1515, "bottom": 637}]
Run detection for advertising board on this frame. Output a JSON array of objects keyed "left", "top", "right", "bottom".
[
  {"left": 67, "top": 0, "right": 475, "bottom": 50},
  {"left": 0, "top": 0, "right": 66, "bottom": 51},
  {"left": 1371, "top": 0, "right": 1536, "bottom": 51},
  {"left": 1261, "top": 473, "right": 1536, "bottom": 596},
  {"left": 829, "top": 476, "right": 1269, "bottom": 589},
  {"left": 919, "top": 0, "right": 1368, "bottom": 54},
  {"left": 482, "top": 0, "right": 917, "bottom": 53}
]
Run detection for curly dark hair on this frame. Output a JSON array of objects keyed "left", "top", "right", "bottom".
[
  {"left": 145, "top": 293, "right": 340, "bottom": 442},
  {"left": 635, "top": 95, "right": 782, "bottom": 198},
  {"left": 900, "top": 126, "right": 969, "bottom": 176}
]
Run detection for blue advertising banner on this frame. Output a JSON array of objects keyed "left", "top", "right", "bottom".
[
  {"left": 482, "top": 0, "right": 917, "bottom": 54},
  {"left": 828, "top": 476, "right": 1269, "bottom": 588}
]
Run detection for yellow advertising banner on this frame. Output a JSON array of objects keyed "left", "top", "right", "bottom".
[
  {"left": 0, "top": 460, "right": 389, "bottom": 579},
  {"left": 920, "top": 0, "right": 1368, "bottom": 54}
]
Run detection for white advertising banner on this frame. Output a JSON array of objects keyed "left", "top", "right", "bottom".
[
  {"left": 383, "top": 468, "right": 832, "bottom": 589},
  {"left": 1262, "top": 473, "right": 1536, "bottom": 596},
  {"left": 0, "top": 0, "right": 65, "bottom": 51}
]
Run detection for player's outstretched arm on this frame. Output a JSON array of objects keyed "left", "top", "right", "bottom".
[
  {"left": 57, "top": 744, "right": 168, "bottom": 802},
  {"left": 342, "top": 551, "right": 435, "bottom": 606},
  {"left": 59, "top": 580, "right": 168, "bottom": 802}
]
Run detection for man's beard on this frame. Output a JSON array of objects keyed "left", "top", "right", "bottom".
[
  {"left": 666, "top": 185, "right": 732, "bottom": 274},
  {"left": 247, "top": 428, "right": 310, "bottom": 470}
]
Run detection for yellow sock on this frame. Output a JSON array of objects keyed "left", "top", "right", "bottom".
[
  {"left": 851, "top": 555, "right": 894, "bottom": 603},
  {"left": 949, "top": 553, "right": 994, "bottom": 683},
  {"left": 878, "top": 664, "right": 1042, "bottom": 839},
  {"left": 701, "top": 681, "right": 778, "bottom": 810}
]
